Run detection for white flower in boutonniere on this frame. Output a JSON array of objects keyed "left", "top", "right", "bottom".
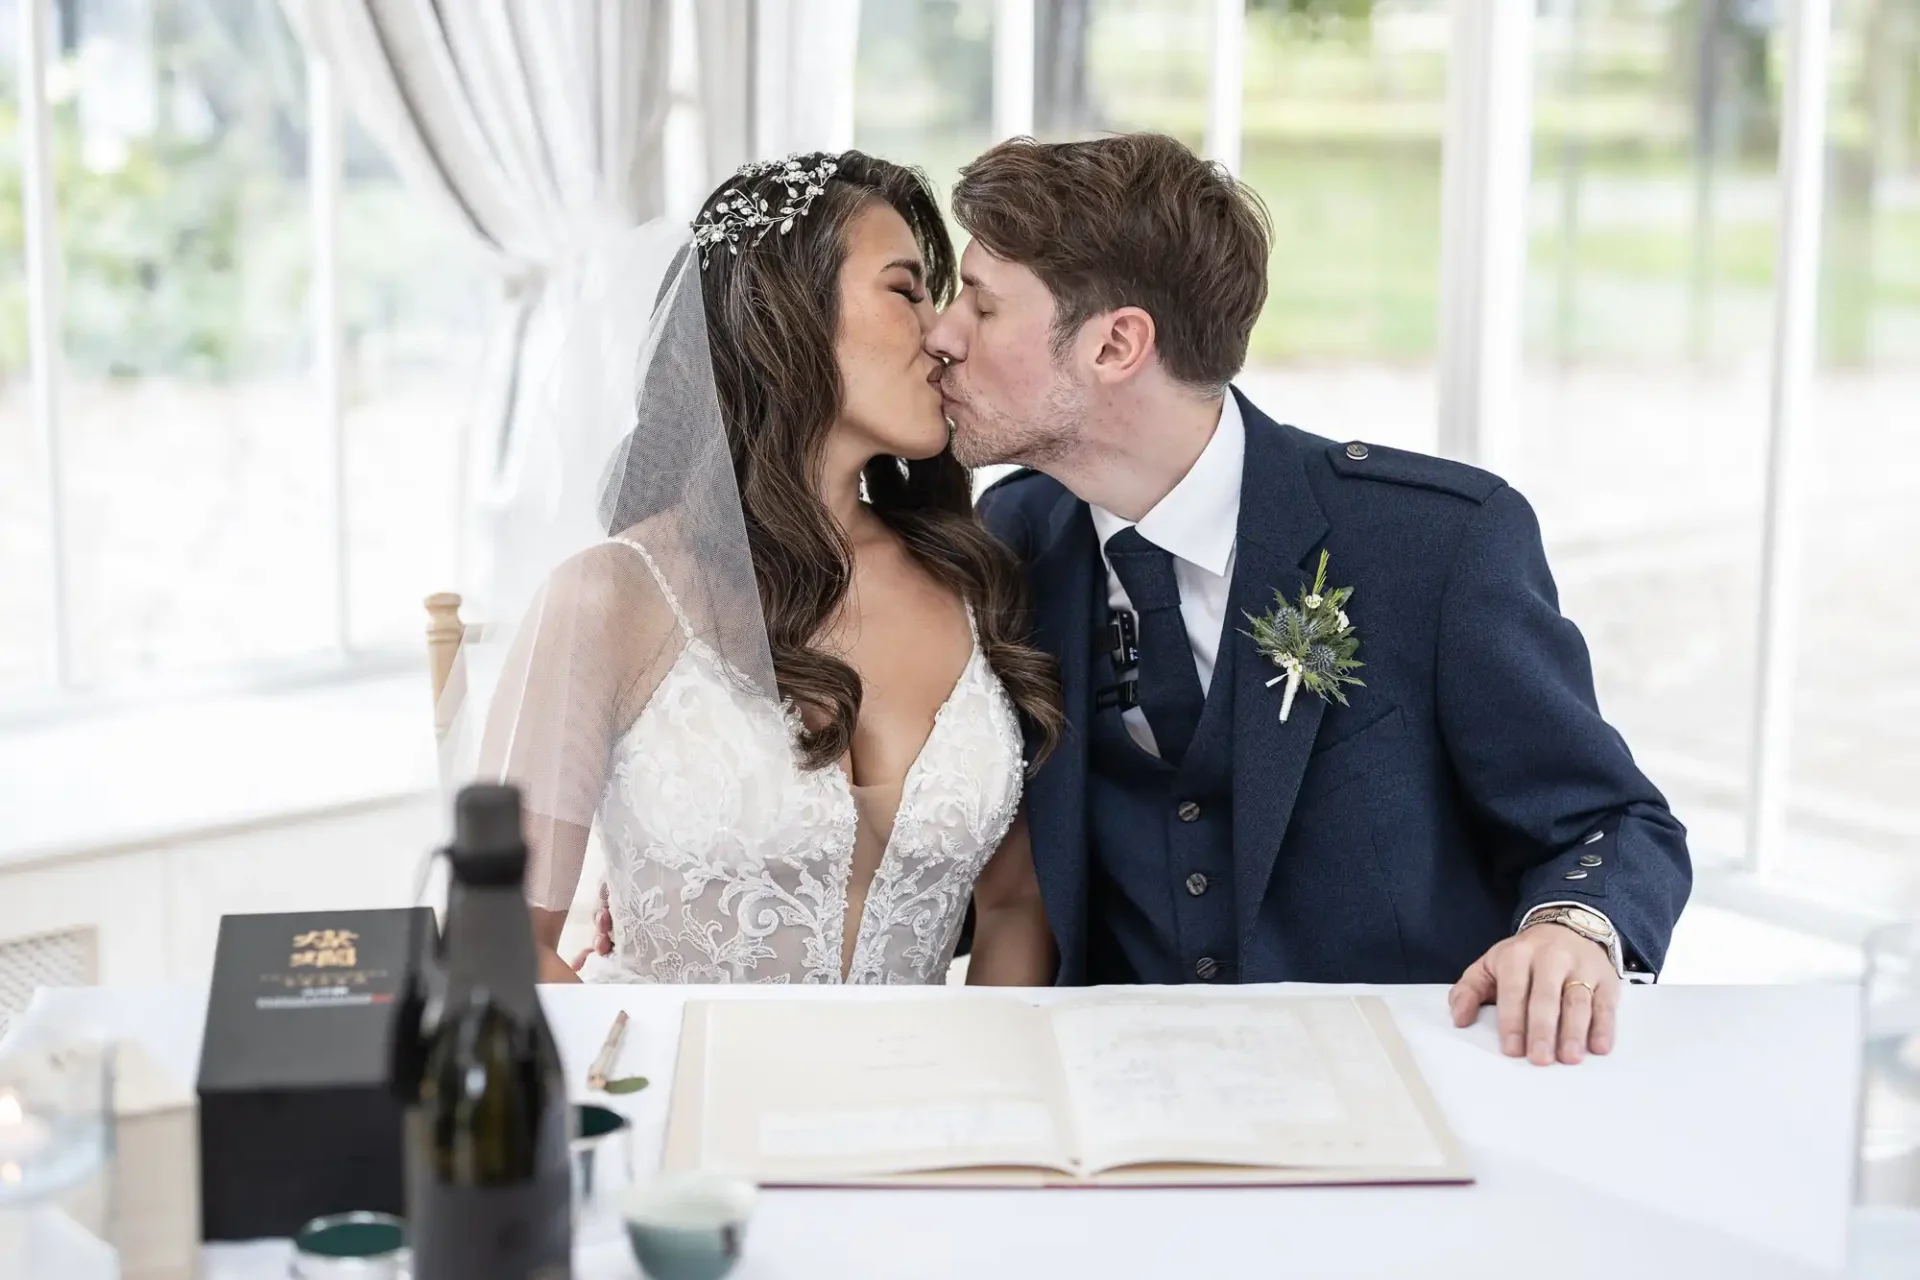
[{"left": 1244, "top": 549, "right": 1365, "bottom": 724}]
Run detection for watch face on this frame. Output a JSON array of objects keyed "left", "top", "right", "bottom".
[{"left": 1567, "top": 907, "right": 1613, "bottom": 939}]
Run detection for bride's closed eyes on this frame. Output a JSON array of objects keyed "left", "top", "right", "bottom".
[{"left": 885, "top": 261, "right": 928, "bottom": 306}]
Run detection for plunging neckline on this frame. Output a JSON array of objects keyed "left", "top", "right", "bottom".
[
  {"left": 825, "top": 612, "right": 983, "bottom": 980},
  {"left": 825, "top": 608, "right": 980, "bottom": 796}
]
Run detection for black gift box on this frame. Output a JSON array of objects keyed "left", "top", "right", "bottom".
[{"left": 196, "top": 908, "right": 434, "bottom": 1242}]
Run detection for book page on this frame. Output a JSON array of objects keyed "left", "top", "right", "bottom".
[
  {"left": 1047, "top": 995, "right": 1451, "bottom": 1175},
  {"left": 696, "top": 998, "right": 1079, "bottom": 1180}
]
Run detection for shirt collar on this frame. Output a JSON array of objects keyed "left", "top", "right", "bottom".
[{"left": 1089, "top": 390, "right": 1244, "bottom": 578}]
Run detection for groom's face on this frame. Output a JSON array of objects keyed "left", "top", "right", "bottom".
[{"left": 926, "top": 242, "right": 1084, "bottom": 469}]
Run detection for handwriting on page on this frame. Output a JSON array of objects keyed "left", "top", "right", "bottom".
[
  {"left": 1051, "top": 1001, "right": 1347, "bottom": 1150},
  {"left": 759, "top": 1100, "right": 1057, "bottom": 1160}
]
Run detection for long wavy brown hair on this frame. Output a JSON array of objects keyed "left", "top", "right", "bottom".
[{"left": 693, "top": 151, "right": 1063, "bottom": 771}]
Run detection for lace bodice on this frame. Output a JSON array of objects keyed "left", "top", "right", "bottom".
[{"left": 578, "top": 537, "right": 1025, "bottom": 985}]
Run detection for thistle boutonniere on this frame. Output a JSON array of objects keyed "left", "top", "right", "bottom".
[{"left": 1244, "top": 550, "right": 1365, "bottom": 723}]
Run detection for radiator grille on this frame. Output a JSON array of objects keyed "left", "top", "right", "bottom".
[{"left": 0, "top": 926, "right": 100, "bottom": 1039}]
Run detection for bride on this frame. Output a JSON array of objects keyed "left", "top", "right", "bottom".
[{"left": 459, "top": 152, "right": 1063, "bottom": 986}]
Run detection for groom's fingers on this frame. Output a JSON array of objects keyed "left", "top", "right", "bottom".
[
  {"left": 1448, "top": 955, "right": 1498, "bottom": 1026},
  {"left": 1557, "top": 977, "right": 1594, "bottom": 1065},
  {"left": 1525, "top": 949, "right": 1574, "bottom": 1066},
  {"left": 1589, "top": 977, "right": 1622, "bottom": 1056},
  {"left": 1494, "top": 944, "right": 1534, "bottom": 1057}
]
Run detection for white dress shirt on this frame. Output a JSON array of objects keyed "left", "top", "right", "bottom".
[{"left": 1089, "top": 392, "right": 1244, "bottom": 758}]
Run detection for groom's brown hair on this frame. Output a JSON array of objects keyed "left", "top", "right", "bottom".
[{"left": 951, "top": 133, "right": 1271, "bottom": 389}]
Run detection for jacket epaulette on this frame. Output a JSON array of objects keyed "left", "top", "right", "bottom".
[{"left": 1324, "top": 440, "right": 1504, "bottom": 504}]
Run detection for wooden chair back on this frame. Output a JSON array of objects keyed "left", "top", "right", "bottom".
[{"left": 424, "top": 592, "right": 466, "bottom": 740}]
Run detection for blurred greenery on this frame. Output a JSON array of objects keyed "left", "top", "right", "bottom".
[
  {"left": 0, "top": 0, "right": 311, "bottom": 383},
  {"left": 0, "top": 0, "right": 485, "bottom": 388},
  {"left": 1248, "top": 0, "right": 1380, "bottom": 39},
  {"left": 855, "top": 0, "right": 1920, "bottom": 370},
  {"left": 855, "top": 0, "right": 994, "bottom": 176},
  {"left": 0, "top": 100, "right": 25, "bottom": 376},
  {"left": 52, "top": 115, "right": 310, "bottom": 379}
]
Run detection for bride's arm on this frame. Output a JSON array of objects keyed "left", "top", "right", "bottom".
[
  {"left": 530, "top": 905, "right": 583, "bottom": 984},
  {"left": 477, "top": 545, "right": 678, "bottom": 983},
  {"left": 525, "top": 812, "right": 591, "bottom": 984},
  {"left": 966, "top": 811, "right": 1056, "bottom": 986}
]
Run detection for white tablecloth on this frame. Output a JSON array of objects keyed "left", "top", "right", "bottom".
[{"left": 7, "top": 981, "right": 1862, "bottom": 1279}]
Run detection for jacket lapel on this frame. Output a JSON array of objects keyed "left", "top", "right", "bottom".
[
  {"left": 1024, "top": 490, "right": 1097, "bottom": 982},
  {"left": 1229, "top": 393, "right": 1332, "bottom": 950}
]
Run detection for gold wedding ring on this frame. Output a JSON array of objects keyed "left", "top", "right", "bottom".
[{"left": 1564, "top": 979, "right": 1596, "bottom": 994}]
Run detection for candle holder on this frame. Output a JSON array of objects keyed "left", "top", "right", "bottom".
[
  {"left": 290, "top": 1211, "right": 410, "bottom": 1279},
  {"left": 572, "top": 1103, "right": 636, "bottom": 1247},
  {"left": 0, "top": 1040, "right": 113, "bottom": 1208}
]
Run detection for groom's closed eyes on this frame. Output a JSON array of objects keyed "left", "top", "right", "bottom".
[{"left": 959, "top": 274, "right": 997, "bottom": 317}]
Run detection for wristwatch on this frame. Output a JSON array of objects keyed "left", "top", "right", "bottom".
[{"left": 1521, "top": 904, "right": 1624, "bottom": 977}]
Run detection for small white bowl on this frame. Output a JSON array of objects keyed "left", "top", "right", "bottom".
[{"left": 620, "top": 1172, "right": 758, "bottom": 1280}]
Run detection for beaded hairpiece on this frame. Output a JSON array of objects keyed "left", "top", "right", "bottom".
[{"left": 691, "top": 154, "right": 840, "bottom": 266}]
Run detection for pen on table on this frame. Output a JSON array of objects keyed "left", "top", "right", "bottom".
[{"left": 587, "top": 1010, "right": 629, "bottom": 1092}]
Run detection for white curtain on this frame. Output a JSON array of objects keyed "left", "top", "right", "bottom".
[
  {"left": 693, "top": 0, "right": 753, "bottom": 183},
  {"left": 690, "top": 0, "right": 861, "bottom": 187},
  {"left": 283, "top": 0, "right": 673, "bottom": 616},
  {"left": 751, "top": 0, "right": 861, "bottom": 158}
]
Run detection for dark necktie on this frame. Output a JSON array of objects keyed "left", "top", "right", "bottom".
[{"left": 1104, "top": 527, "right": 1206, "bottom": 765}]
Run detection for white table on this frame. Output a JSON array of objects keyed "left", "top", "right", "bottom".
[{"left": 7, "top": 982, "right": 1862, "bottom": 1279}]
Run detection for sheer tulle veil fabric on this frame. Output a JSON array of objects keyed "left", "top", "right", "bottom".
[{"left": 435, "top": 220, "right": 777, "bottom": 908}]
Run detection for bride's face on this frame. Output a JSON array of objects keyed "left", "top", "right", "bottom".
[{"left": 829, "top": 203, "right": 948, "bottom": 461}]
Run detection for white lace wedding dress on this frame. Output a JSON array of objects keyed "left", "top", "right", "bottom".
[{"left": 577, "top": 537, "right": 1026, "bottom": 985}]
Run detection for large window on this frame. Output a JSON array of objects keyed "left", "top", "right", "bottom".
[
  {"left": 1, "top": 0, "right": 485, "bottom": 705},
  {"left": 52, "top": 0, "right": 322, "bottom": 688},
  {"left": 1236, "top": 1, "right": 1449, "bottom": 444},
  {"left": 854, "top": 0, "right": 995, "bottom": 205},
  {"left": 853, "top": 0, "right": 1451, "bottom": 448},
  {"left": 1524, "top": 1, "right": 1782, "bottom": 866},
  {"left": 1523, "top": 0, "right": 1920, "bottom": 915},
  {"left": 1074, "top": 0, "right": 1209, "bottom": 150},
  {"left": 338, "top": 128, "right": 489, "bottom": 654},
  {"left": 1788, "top": 0, "right": 1919, "bottom": 908},
  {"left": 0, "top": 0, "right": 43, "bottom": 697}
]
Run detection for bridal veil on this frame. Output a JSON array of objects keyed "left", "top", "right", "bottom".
[{"left": 434, "top": 220, "right": 777, "bottom": 908}]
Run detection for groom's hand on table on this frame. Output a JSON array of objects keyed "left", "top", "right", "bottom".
[{"left": 1447, "top": 923, "right": 1620, "bottom": 1066}]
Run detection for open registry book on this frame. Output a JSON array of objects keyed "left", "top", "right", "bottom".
[{"left": 661, "top": 994, "right": 1472, "bottom": 1188}]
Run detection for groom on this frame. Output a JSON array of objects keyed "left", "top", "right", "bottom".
[{"left": 928, "top": 134, "right": 1690, "bottom": 1066}]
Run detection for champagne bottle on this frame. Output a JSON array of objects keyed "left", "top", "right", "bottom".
[{"left": 402, "top": 783, "right": 573, "bottom": 1280}]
